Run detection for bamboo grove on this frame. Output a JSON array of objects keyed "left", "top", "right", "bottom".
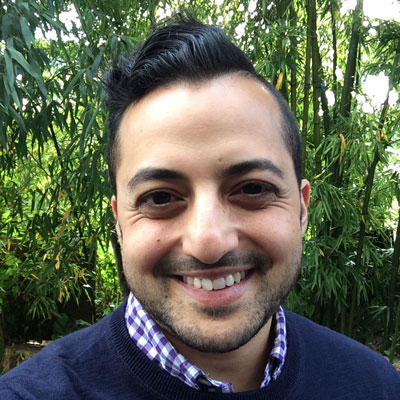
[{"left": 0, "top": 0, "right": 399, "bottom": 360}]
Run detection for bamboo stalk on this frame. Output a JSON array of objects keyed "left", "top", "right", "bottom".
[
  {"left": 389, "top": 296, "right": 400, "bottom": 362},
  {"left": 333, "top": 0, "right": 363, "bottom": 188},
  {"left": 330, "top": 0, "right": 338, "bottom": 123},
  {"left": 289, "top": 1, "right": 297, "bottom": 114},
  {"left": 347, "top": 98, "right": 389, "bottom": 337},
  {"left": 338, "top": 0, "right": 363, "bottom": 119},
  {"left": 389, "top": 201, "right": 400, "bottom": 308},
  {"left": 347, "top": 146, "right": 379, "bottom": 336},
  {"left": 384, "top": 192, "right": 400, "bottom": 350},
  {"left": 307, "top": 0, "right": 322, "bottom": 174},
  {"left": 301, "top": 15, "right": 312, "bottom": 166},
  {"left": 317, "top": 48, "right": 331, "bottom": 137}
]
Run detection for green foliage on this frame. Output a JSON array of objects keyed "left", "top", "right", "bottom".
[{"left": 0, "top": 0, "right": 399, "bottom": 358}]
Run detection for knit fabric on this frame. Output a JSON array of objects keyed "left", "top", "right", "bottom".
[
  {"left": 1, "top": 299, "right": 399, "bottom": 399},
  {"left": 124, "top": 292, "right": 287, "bottom": 392}
]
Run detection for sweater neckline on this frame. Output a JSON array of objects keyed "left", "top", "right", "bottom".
[
  {"left": 124, "top": 292, "right": 288, "bottom": 392},
  {"left": 110, "top": 300, "right": 302, "bottom": 399}
]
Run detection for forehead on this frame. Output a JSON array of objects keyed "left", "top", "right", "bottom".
[
  {"left": 117, "top": 75, "right": 292, "bottom": 183},
  {"left": 123, "top": 75, "right": 282, "bottom": 134}
]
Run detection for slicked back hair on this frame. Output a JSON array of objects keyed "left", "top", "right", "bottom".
[{"left": 104, "top": 18, "right": 302, "bottom": 194}]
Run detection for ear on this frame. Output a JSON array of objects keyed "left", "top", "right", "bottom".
[
  {"left": 300, "top": 179, "right": 310, "bottom": 235},
  {"left": 111, "top": 195, "right": 122, "bottom": 239},
  {"left": 111, "top": 195, "right": 118, "bottom": 219}
]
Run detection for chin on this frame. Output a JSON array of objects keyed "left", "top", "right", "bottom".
[{"left": 159, "top": 302, "right": 273, "bottom": 354}]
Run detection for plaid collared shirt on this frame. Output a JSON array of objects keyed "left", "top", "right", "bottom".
[{"left": 125, "top": 292, "right": 287, "bottom": 393}]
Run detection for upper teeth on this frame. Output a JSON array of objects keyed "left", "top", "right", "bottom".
[{"left": 183, "top": 271, "right": 246, "bottom": 291}]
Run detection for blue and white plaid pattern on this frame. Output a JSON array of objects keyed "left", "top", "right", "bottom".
[
  {"left": 262, "top": 306, "right": 286, "bottom": 386},
  {"left": 125, "top": 292, "right": 287, "bottom": 392}
]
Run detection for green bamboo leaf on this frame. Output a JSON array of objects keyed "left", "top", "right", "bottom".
[
  {"left": 63, "top": 70, "right": 85, "bottom": 98},
  {"left": 0, "top": 121, "right": 6, "bottom": 148},
  {"left": 19, "top": 16, "right": 34, "bottom": 50},
  {"left": 39, "top": 12, "right": 67, "bottom": 33},
  {"left": 3, "top": 71, "right": 22, "bottom": 109},
  {"left": 2, "top": 14, "right": 11, "bottom": 39},
  {"left": 82, "top": 103, "right": 100, "bottom": 139},
  {"left": 7, "top": 46, "right": 32, "bottom": 75},
  {"left": 6, "top": 46, "right": 47, "bottom": 97},
  {"left": 17, "top": 1, "right": 30, "bottom": 14},
  {"left": 111, "top": 35, "right": 118, "bottom": 51},
  {"left": 90, "top": 54, "right": 103, "bottom": 77},
  {"left": 1, "top": 79, "right": 10, "bottom": 110},
  {"left": 9, "top": 107, "right": 26, "bottom": 132},
  {"left": 4, "top": 50, "right": 15, "bottom": 89}
]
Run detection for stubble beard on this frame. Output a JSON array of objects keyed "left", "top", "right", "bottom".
[{"left": 124, "top": 248, "right": 302, "bottom": 354}]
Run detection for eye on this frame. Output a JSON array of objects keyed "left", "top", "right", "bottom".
[
  {"left": 231, "top": 181, "right": 277, "bottom": 209},
  {"left": 137, "top": 190, "right": 185, "bottom": 218},
  {"left": 141, "top": 191, "right": 175, "bottom": 206},
  {"left": 240, "top": 182, "right": 272, "bottom": 195}
]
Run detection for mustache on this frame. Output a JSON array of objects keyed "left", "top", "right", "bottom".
[{"left": 154, "top": 251, "right": 272, "bottom": 275}]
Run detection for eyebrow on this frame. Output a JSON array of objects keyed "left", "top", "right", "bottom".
[
  {"left": 222, "top": 158, "right": 284, "bottom": 179},
  {"left": 127, "top": 158, "right": 284, "bottom": 191},
  {"left": 127, "top": 167, "right": 186, "bottom": 190}
]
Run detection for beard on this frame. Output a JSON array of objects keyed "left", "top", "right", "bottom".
[{"left": 124, "top": 248, "right": 302, "bottom": 354}]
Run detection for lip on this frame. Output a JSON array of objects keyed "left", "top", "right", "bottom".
[{"left": 176, "top": 269, "right": 254, "bottom": 307}]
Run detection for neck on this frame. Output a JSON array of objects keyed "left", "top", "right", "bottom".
[{"left": 165, "top": 318, "right": 273, "bottom": 392}]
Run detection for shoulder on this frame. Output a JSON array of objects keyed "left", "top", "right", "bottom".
[
  {"left": 285, "top": 310, "right": 385, "bottom": 357},
  {"left": 284, "top": 310, "right": 400, "bottom": 397},
  {"left": 0, "top": 302, "right": 127, "bottom": 399}
]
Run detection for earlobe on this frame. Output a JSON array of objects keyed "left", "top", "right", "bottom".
[
  {"left": 116, "top": 221, "right": 122, "bottom": 239},
  {"left": 300, "top": 179, "right": 310, "bottom": 235}
]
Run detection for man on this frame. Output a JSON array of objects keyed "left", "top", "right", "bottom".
[{"left": 1, "top": 18, "right": 399, "bottom": 399}]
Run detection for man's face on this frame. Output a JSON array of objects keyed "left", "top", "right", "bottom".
[{"left": 112, "top": 75, "right": 309, "bottom": 354}]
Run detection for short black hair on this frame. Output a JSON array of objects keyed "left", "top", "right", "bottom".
[{"left": 104, "top": 17, "right": 302, "bottom": 194}]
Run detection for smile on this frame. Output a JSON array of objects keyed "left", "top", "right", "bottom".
[{"left": 182, "top": 271, "right": 247, "bottom": 291}]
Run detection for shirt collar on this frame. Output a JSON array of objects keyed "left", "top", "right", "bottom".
[{"left": 125, "top": 292, "right": 287, "bottom": 392}]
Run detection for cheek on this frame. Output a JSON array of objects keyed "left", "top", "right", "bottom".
[
  {"left": 246, "top": 212, "right": 302, "bottom": 258},
  {"left": 121, "top": 221, "right": 176, "bottom": 274}
]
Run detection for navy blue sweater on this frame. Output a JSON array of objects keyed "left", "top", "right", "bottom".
[{"left": 1, "top": 301, "right": 399, "bottom": 399}]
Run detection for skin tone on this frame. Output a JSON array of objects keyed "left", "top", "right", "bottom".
[{"left": 112, "top": 74, "right": 310, "bottom": 392}]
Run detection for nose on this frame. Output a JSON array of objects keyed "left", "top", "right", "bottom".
[{"left": 181, "top": 195, "right": 239, "bottom": 264}]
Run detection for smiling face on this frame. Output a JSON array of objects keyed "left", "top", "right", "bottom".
[{"left": 112, "top": 75, "right": 310, "bottom": 354}]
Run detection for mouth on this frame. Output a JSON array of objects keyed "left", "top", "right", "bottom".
[
  {"left": 181, "top": 270, "right": 249, "bottom": 291},
  {"left": 176, "top": 269, "right": 253, "bottom": 307}
]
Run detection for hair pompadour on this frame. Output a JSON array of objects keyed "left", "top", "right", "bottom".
[{"left": 104, "top": 17, "right": 302, "bottom": 193}]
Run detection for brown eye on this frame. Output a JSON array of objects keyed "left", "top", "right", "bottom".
[
  {"left": 137, "top": 190, "right": 185, "bottom": 218},
  {"left": 239, "top": 182, "right": 276, "bottom": 196},
  {"left": 231, "top": 181, "right": 277, "bottom": 209},
  {"left": 149, "top": 192, "right": 173, "bottom": 205},
  {"left": 139, "top": 191, "right": 177, "bottom": 207}
]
